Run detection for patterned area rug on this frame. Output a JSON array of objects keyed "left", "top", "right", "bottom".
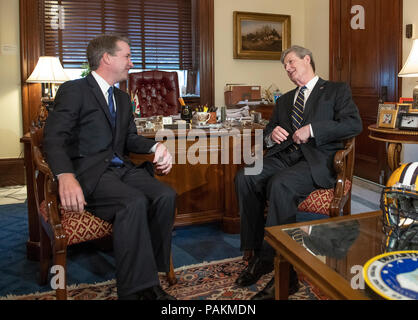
[{"left": 0, "top": 257, "right": 328, "bottom": 300}]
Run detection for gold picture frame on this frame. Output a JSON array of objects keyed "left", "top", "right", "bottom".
[
  {"left": 378, "top": 109, "right": 398, "bottom": 128},
  {"left": 233, "top": 11, "right": 291, "bottom": 60}
]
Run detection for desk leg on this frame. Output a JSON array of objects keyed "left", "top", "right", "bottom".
[
  {"left": 387, "top": 142, "right": 402, "bottom": 172},
  {"left": 274, "top": 254, "right": 290, "bottom": 300}
]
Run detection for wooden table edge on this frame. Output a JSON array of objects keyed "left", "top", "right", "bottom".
[{"left": 265, "top": 211, "right": 382, "bottom": 300}]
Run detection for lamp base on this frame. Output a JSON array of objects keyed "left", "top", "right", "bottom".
[
  {"left": 33, "top": 97, "right": 54, "bottom": 128},
  {"left": 413, "top": 84, "right": 418, "bottom": 109}
]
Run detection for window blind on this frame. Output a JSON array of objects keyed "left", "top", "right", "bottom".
[{"left": 41, "top": 0, "right": 193, "bottom": 70}]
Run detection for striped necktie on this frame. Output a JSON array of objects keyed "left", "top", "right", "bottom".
[{"left": 291, "top": 86, "right": 307, "bottom": 131}]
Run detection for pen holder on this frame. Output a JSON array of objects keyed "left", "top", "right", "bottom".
[
  {"left": 220, "top": 106, "right": 227, "bottom": 123},
  {"left": 207, "top": 112, "right": 217, "bottom": 124}
]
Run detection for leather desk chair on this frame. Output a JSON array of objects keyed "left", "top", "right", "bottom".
[
  {"left": 128, "top": 70, "right": 181, "bottom": 117},
  {"left": 30, "top": 126, "right": 177, "bottom": 300}
]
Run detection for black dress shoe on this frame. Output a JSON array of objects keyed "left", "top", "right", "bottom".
[
  {"left": 251, "top": 275, "right": 299, "bottom": 300},
  {"left": 137, "top": 286, "right": 176, "bottom": 300},
  {"left": 235, "top": 256, "right": 274, "bottom": 287}
]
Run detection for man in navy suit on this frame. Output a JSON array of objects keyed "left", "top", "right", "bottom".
[
  {"left": 44, "top": 34, "right": 176, "bottom": 300},
  {"left": 234, "top": 45, "right": 362, "bottom": 300}
]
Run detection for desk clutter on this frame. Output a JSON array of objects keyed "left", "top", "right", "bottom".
[{"left": 134, "top": 103, "right": 266, "bottom": 133}]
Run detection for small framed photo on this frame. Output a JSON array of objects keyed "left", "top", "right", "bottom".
[
  {"left": 378, "top": 109, "right": 398, "bottom": 128},
  {"left": 397, "top": 103, "right": 412, "bottom": 114},
  {"left": 377, "top": 103, "right": 396, "bottom": 125},
  {"left": 398, "top": 113, "right": 418, "bottom": 131},
  {"left": 410, "top": 104, "right": 418, "bottom": 113}
]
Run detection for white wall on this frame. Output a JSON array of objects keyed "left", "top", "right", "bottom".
[
  {"left": 214, "top": 0, "right": 330, "bottom": 106},
  {"left": 0, "top": 0, "right": 21, "bottom": 159}
]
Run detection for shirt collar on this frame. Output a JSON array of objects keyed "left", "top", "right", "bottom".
[
  {"left": 91, "top": 71, "right": 112, "bottom": 98},
  {"left": 302, "top": 75, "right": 319, "bottom": 92}
]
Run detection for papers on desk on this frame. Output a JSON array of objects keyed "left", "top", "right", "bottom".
[
  {"left": 236, "top": 100, "right": 264, "bottom": 106},
  {"left": 226, "top": 105, "right": 250, "bottom": 119}
]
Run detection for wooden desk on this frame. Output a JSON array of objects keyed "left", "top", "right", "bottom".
[
  {"left": 265, "top": 211, "right": 383, "bottom": 300},
  {"left": 132, "top": 124, "right": 264, "bottom": 233},
  {"left": 368, "top": 124, "right": 418, "bottom": 171},
  {"left": 21, "top": 124, "right": 264, "bottom": 260}
]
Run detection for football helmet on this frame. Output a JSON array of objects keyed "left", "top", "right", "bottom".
[{"left": 380, "top": 162, "right": 418, "bottom": 251}]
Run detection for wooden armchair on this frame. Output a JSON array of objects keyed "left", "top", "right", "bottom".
[
  {"left": 296, "top": 137, "right": 355, "bottom": 221},
  {"left": 29, "top": 126, "right": 177, "bottom": 300}
]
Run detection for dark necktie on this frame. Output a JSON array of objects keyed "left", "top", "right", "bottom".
[
  {"left": 108, "top": 86, "right": 116, "bottom": 127},
  {"left": 291, "top": 86, "right": 307, "bottom": 131},
  {"left": 107, "top": 86, "right": 124, "bottom": 167}
]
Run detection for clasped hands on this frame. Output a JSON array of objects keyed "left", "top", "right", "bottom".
[
  {"left": 271, "top": 124, "right": 311, "bottom": 145},
  {"left": 57, "top": 143, "right": 173, "bottom": 213}
]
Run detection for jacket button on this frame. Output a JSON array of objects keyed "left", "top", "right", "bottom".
[{"left": 104, "top": 159, "right": 109, "bottom": 163}]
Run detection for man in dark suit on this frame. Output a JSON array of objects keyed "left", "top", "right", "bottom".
[
  {"left": 234, "top": 45, "right": 362, "bottom": 300},
  {"left": 43, "top": 34, "right": 177, "bottom": 300}
]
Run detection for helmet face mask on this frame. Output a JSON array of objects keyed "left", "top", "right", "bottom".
[{"left": 380, "top": 163, "right": 418, "bottom": 252}]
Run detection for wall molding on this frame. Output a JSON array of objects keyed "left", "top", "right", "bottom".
[{"left": 0, "top": 158, "right": 25, "bottom": 187}]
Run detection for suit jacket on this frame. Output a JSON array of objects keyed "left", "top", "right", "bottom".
[
  {"left": 263, "top": 78, "right": 362, "bottom": 188},
  {"left": 44, "top": 73, "right": 156, "bottom": 196}
]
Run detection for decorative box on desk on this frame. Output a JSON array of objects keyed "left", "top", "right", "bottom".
[{"left": 224, "top": 84, "right": 261, "bottom": 106}]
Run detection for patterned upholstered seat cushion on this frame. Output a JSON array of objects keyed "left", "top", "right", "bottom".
[
  {"left": 297, "top": 180, "right": 352, "bottom": 216},
  {"left": 39, "top": 201, "right": 112, "bottom": 245}
]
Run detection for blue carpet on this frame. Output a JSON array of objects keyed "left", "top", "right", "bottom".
[{"left": 0, "top": 202, "right": 241, "bottom": 297}]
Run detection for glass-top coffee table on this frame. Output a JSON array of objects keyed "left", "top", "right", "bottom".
[{"left": 265, "top": 211, "right": 385, "bottom": 300}]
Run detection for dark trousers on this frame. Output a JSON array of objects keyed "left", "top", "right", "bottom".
[
  {"left": 85, "top": 164, "right": 176, "bottom": 298},
  {"left": 234, "top": 149, "right": 316, "bottom": 263}
]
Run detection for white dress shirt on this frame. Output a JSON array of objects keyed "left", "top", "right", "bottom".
[
  {"left": 265, "top": 75, "right": 319, "bottom": 148},
  {"left": 91, "top": 71, "right": 158, "bottom": 153}
]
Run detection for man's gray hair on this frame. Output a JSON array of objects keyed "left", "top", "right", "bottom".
[
  {"left": 280, "top": 45, "right": 316, "bottom": 72},
  {"left": 87, "top": 34, "right": 130, "bottom": 71}
]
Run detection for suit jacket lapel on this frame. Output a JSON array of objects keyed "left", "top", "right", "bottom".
[
  {"left": 286, "top": 88, "right": 298, "bottom": 128},
  {"left": 302, "top": 78, "right": 327, "bottom": 126},
  {"left": 86, "top": 73, "right": 114, "bottom": 130}
]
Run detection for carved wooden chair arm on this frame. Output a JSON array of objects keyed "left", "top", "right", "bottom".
[
  {"left": 330, "top": 137, "right": 355, "bottom": 217},
  {"left": 32, "top": 145, "right": 66, "bottom": 243}
]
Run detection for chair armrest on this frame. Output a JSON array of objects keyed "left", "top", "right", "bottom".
[
  {"left": 33, "top": 146, "right": 67, "bottom": 246},
  {"left": 330, "top": 138, "right": 355, "bottom": 217}
]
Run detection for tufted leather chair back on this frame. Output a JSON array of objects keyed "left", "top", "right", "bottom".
[{"left": 128, "top": 70, "right": 181, "bottom": 117}]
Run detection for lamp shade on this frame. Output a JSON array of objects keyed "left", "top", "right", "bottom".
[
  {"left": 399, "top": 39, "right": 418, "bottom": 77},
  {"left": 26, "top": 56, "right": 70, "bottom": 83}
]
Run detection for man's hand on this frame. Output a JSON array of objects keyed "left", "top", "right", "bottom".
[
  {"left": 292, "top": 124, "right": 311, "bottom": 144},
  {"left": 271, "top": 126, "right": 289, "bottom": 144},
  {"left": 57, "top": 173, "right": 86, "bottom": 213},
  {"left": 153, "top": 143, "right": 173, "bottom": 176}
]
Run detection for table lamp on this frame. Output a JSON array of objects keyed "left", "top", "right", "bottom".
[
  {"left": 398, "top": 39, "right": 418, "bottom": 109},
  {"left": 26, "top": 56, "right": 70, "bottom": 125}
]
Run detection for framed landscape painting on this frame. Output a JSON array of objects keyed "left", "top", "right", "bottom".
[{"left": 233, "top": 11, "right": 291, "bottom": 60}]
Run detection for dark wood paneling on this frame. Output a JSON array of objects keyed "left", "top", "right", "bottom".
[
  {"left": 199, "top": 0, "right": 215, "bottom": 107},
  {"left": 330, "top": 0, "right": 402, "bottom": 184},
  {"left": 19, "top": 0, "right": 42, "bottom": 134},
  {"left": 0, "top": 159, "right": 25, "bottom": 187}
]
